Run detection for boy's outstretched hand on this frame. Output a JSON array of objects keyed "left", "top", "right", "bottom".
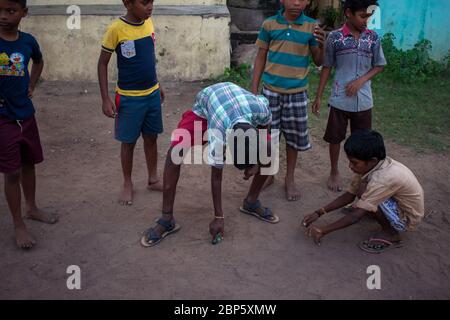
[
  {"left": 345, "top": 78, "right": 365, "bottom": 96},
  {"left": 305, "top": 225, "right": 324, "bottom": 245},
  {"left": 160, "top": 86, "right": 165, "bottom": 104},
  {"left": 302, "top": 212, "right": 320, "bottom": 227},
  {"left": 28, "top": 87, "right": 35, "bottom": 99},
  {"left": 243, "top": 165, "right": 259, "bottom": 180},
  {"left": 209, "top": 218, "right": 224, "bottom": 243},
  {"left": 102, "top": 98, "right": 116, "bottom": 118}
]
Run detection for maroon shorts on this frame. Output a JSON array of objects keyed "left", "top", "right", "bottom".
[
  {"left": 170, "top": 110, "right": 272, "bottom": 149},
  {"left": 171, "top": 110, "right": 208, "bottom": 148},
  {"left": 323, "top": 106, "right": 372, "bottom": 144},
  {"left": 0, "top": 115, "right": 44, "bottom": 174}
]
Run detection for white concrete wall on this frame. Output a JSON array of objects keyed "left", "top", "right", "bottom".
[
  {"left": 20, "top": 12, "right": 230, "bottom": 82},
  {"left": 22, "top": 1, "right": 231, "bottom": 81}
]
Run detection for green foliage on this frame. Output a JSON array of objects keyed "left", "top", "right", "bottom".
[
  {"left": 305, "top": 0, "right": 320, "bottom": 19},
  {"left": 320, "top": 6, "right": 340, "bottom": 30},
  {"left": 381, "top": 33, "right": 450, "bottom": 83},
  {"left": 444, "top": 50, "right": 450, "bottom": 70},
  {"left": 212, "top": 35, "right": 450, "bottom": 153},
  {"left": 213, "top": 64, "right": 252, "bottom": 90}
]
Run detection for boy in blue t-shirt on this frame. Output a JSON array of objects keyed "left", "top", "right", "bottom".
[
  {"left": 98, "top": 0, "right": 164, "bottom": 206},
  {"left": 0, "top": 0, "right": 58, "bottom": 249}
]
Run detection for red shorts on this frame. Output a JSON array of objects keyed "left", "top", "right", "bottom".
[
  {"left": 170, "top": 110, "right": 272, "bottom": 150},
  {"left": 171, "top": 110, "right": 208, "bottom": 148},
  {"left": 0, "top": 115, "right": 44, "bottom": 174}
]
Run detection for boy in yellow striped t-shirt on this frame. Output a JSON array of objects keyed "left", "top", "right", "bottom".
[
  {"left": 98, "top": 0, "right": 164, "bottom": 206},
  {"left": 252, "top": 0, "right": 326, "bottom": 201}
]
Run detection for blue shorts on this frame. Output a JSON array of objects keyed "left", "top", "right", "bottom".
[
  {"left": 114, "top": 89, "right": 163, "bottom": 143},
  {"left": 379, "top": 198, "right": 407, "bottom": 232}
]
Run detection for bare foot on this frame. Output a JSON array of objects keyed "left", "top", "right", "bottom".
[
  {"left": 262, "top": 175, "right": 275, "bottom": 190},
  {"left": 119, "top": 181, "right": 133, "bottom": 206},
  {"left": 26, "top": 208, "right": 59, "bottom": 224},
  {"left": 147, "top": 179, "right": 163, "bottom": 192},
  {"left": 327, "top": 172, "right": 342, "bottom": 192},
  {"left": 285, "top": 178, "right": 301, "bottom": 201},
  {"left": 15, "top": 226, "right": 36, "bottom": 249}
]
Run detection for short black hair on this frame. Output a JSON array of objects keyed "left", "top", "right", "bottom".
[
  {"left": 230, "top": 123, "right": 259, "bottom": 170},
  {"left": 344, "top": 129, "right": 386, "bottom": 161},
  {"left": 9, "top": 0, "right": 26, "bottom": 8},
  {"left": 343, "top": 0, "right": 378, "bottom": 14}
]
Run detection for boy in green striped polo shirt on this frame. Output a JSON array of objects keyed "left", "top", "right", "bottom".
[{"left": 252, "top": 0, "right": 325, "bottom": 201}]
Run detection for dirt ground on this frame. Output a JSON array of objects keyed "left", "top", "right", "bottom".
[{"left": 1, "top": 80, "right": 449, "bottom": 300}]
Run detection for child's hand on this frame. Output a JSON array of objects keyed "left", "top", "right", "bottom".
[
  {"left": 314, "top": 26, "right": 326, "bottom": 48},
  {"left": 102, "top": 98, "right": 116, "bottom": 118},
  {"left": 311, "top": 98, "right": 321, "bottom": 117},
  {"left": 160, "top": 86, "right": 165, "bottom": 104},
  {"left": 305, "top": 225, "right": 324, "bottom": 246},
  {"left": 243, "top": 165, "right": 259, "bottom": 180},
  {"left": 28, "top": 87, "right": 35, "bottom": 99},
  {"left": 345, "top": 78, "right": 365, "bottom": 96},
  {"left": 209, "top": 217, "right": 224, "bottom": 243},
  {"left": 302, "top": 212, "right": 320, "bottom": 227}
]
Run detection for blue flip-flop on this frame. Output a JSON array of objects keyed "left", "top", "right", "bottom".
[
  {"left": 358, "top": 237, "right": 403, "bottom": 254},
  {"left": 141, "top": 218, "right": 181, "bottom": 247},
  {"left": 240, "top": 199, "right": 279, "bottom": 224}
]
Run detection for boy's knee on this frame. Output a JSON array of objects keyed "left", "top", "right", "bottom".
[
  {"left": 167, "top": 146, "right": 186, "bottom": 165},
  {"left": 143, "top": 133, "right": 158, "bottom": 143},
  {"left": 4, "top": 170, "right": 21, "bottom": 184},
  {"left": 166, "top": 147, "right": 176, "bottom": 161},
  {"left": 122, "top": 141, "right": 137, "bottom": 149}
]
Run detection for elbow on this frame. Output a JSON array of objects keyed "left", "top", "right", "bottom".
[{"left": 34, "top": 58, "right": 44, "bottom": 68}]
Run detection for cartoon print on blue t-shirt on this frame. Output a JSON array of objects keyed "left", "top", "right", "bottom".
[
  {"left": 0, "top": 52, "right": 9, "bottom": 66},
  {"left": 0, "top": 52, "right": 25, "bottom": 76},
  {"left": 10, "top": 53, "right": 25, "bottom": 74}
]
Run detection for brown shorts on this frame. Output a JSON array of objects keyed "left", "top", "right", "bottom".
[{"left": 323, "top": 105, "right": 372, "bottom": 144}]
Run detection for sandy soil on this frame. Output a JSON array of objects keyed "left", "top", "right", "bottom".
[{"left": 0, "top": 81, "right": 449, "bottom": 299}]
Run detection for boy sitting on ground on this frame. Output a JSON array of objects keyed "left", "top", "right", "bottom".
[{"left": 302, "top": 129, "right": 424, "bottom": 253}]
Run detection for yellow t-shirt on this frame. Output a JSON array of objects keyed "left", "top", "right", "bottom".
[{"left": 102, "top": 17, "right": 159, "bottom": 96}]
